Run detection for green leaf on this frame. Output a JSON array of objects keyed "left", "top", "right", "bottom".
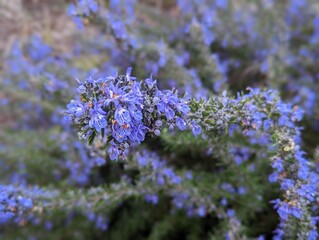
[
  {"left": 88, "top": 131, "right": 96, "bottom": 146},
  {"left": 101, "top": 128, "right": 105, "bottom": 139}
]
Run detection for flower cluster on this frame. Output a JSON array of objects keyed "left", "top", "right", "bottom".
[
  {"left": 0, "top": 185, "right": 58, "bottom": 225},
  {"left": 65, "top": 68, "right": 201, "bottom": 160},
  {"left": 0, "top": 185, "right": 33, "bottom": 224},
  {"left": 66, "top": 67, "right": 318, "bottom": 237},
  {"left": 188, "top": 88, "right": 318, "bottom": 238},
  {"left": 67, "top": 0, "right": 99, "bottom": 29},
  {"left": 135, "top": 151, "right": 183, "bottom": 186},
  {"left": 2, "top": 0, "right": 319, "bottom": 239}
]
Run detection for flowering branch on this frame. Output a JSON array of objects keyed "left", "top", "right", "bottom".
[{"left": 64, "top": 69, "right": 318, "bottom": 238}]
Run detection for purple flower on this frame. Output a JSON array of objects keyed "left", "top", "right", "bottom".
[
  {"left": 277, "top": 203, "right": 290, "bottom": 220},
  {"left": 108, "top": 141, "right": 120, "bottom": 160},
  {"left": 308, "top": 229, "right": 318, "bottom": 240},
  {"left": 298, "top": 165, "right": 309, "bottom": 180},
  {"left": 227, "top": 209, "right": 235, "bottom": 218},
  {"left": 290, "top": 207, "right": 302, "bottom": 219},
  {"left": 263, "top": 119, "right": 272, "bottom": 131},
  {"left": 114, "top": 107, "right": 131, "bottom": 125},
  {"left": 272, "top": 200, "right": 303, "bottom": 221},
  {"left": 164, "top": 107, "right": 175, "bottom": 120},
  {"left": 176, "top": 117, "right": 187, "bottom": 131},
  {"left": 155, "top": 120, "right": 163, "bottom": 127},
  {"left": 280, "top": 179, "right": 294, "bottom": 190},
  {"left": 89, "top": 112, "right": 107, "bottom": 132},
  {"left": 19, "top": 198, "right": 33, "bottom": 209},
  {"left": 196, "top": 206, "right": 206, "bottom": 217},
  {"left": 191, "top": 121, "right": 202, "bottom": 136},
  {"left": 215, "top": 0, "right": 228, "bottom": 9},
  {"left": 94, "top": 157, "right": 106, "bottom": 166},
  {"left": 95, "top": 215, "right": 108, "bottom": 231},
  {"left": 154, "top": 129, "right": 161, "bottom": 136},
  {"left": 268, "top": 172, "right": 278, "bottom": 183},
  {"left": 145, "top": 194, "right": 159, "bottom": 205},
  {"left": 77, "top": 85, "right": 87, "bottom": 94},
  {"left": 66, "top": 101, "right": 86, "bottom": 118},
  {"left": 272, "top": 158, "right": 284, "bottom": 172},
  {"left": 176, "top": 103, "right": 190, "bottom": 114}
]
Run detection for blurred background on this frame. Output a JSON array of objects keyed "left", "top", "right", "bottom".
[{"left": 0, "top": 0, "right": 318, "bottom": 239}]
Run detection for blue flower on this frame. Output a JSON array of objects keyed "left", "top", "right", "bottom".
[
  {"left": 78, "top": 0, "right": 98, "bottom": 16},
  {"left": 263, "top": 119, "right": 272, "bottom": 131},
  {"left": 66, "top": 69, "right": 194, "bottom": 160},
  {"left": 272, "top": 158, "right": 284, "bottom": 172},
  {"left": 238, "top": 186, "right": 246, "bottom": 195},
  {"left": 66, "top": 101, "right": 86, "bottom": 118},
  {"left": 28, "top": 35, "right": 52, "bottom": 62},
  {"left": 191, "top": 121, "right": 202, "bottom": 136},
  {"left": 176, "top": 117, "right": 187, "bottom": 131},
  {"left": 297, "top": 179, "right": 316, "bottom": 202},
  {"left": 112, "top": 124, "right": 129, "bottom": 142},
  {"left": 164, "top": 107, "right": 175, "bottom": 120},
  {"left": 128, "top": 105, "right": 143, "bottom": 121},
  {"left": 176, "top": 103, "right": 190, "bottom": 114},
  {"left": 298, "top": 165, "right": 309, "bottom": 180},
  {"left": 215, "top": 0, "right": 228, "bottom": 9},
  {"left": 277, "top": 203, "right": 290, "bottom": 220},
  {"left": 89, "top": 112, "right": 107, "bottom": 132},
  {"left": 108, "top": 141, "right": 120, "bottom": 160},
  {"left": 155, "top": 90, "right": 179, "bottom": 119},
  {"left": 0, "top": 212, "right": 15, "bottom": 224},
  {"left": 157, "top": 175, "right": 165, "bottom": 185},
  {"left": 114, "top": 107, "right": 131, "bottom": 125},
  {"left": 19, "top": 198, "right": 33, "bottom": 209},
  {"left": 95, "top": 215, "right": 108, "bottom": 231},
  {"left": 154, "top": 129, "right": 161, "bottom": 136},
  {"left": 155, "top": 120, "right": 163, "bottom": 127},
  {"left": 125, "top": 67, "right": 136, "bottom": 81},
  {"left": 196, "top": 206, "right": 206, "bottom": 217},
  {"left": 280, "top": 179, "right": 295, "bottom": 190},
  {"left": 77, "top": 85, "right": 87, "bottom": 94},
  {"left": 94, "top": 157, "right": 106, "bottom": 166},
  {"left": 268, "top": 172, "right": 278, "bottom": 183},
  {"left": 290, "top": 206, "right": 302, "bottom": 219},
  {"left": 227, "top": 209, "right": 235, "bottom": 218},
  {"left": 129, "top": 124, "right": 147, "bottom": 143},
  {"left": 308, "top": 229, "right": 318, "bottom": 240},
  {"left": 137, "top": 152, "right": 149, "bottom": 167},
  {"left": 145, "top": 194, "right": 159, "bottom": 205},
  {"left": 292, "top": 107, "right": 303, "bottom": 121},
  {"left": 273, "top": 200, "right": 303, "bottom": 221}
]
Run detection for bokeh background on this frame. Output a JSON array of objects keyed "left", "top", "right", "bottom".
[{"left": 0, "top": 0, "right": 319, "bottom": 239}]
